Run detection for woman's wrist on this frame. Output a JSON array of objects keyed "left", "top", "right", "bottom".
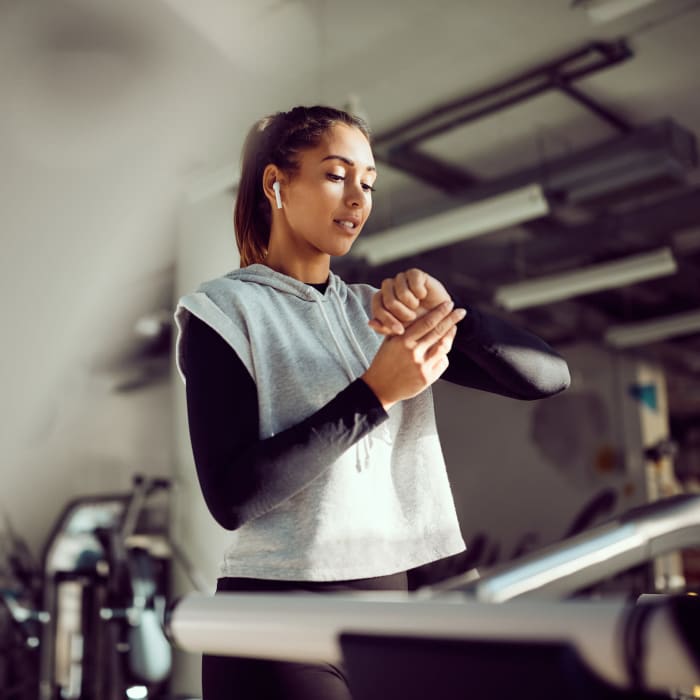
[{"left": 360, "top": 372, "right": 396, "bottom": 412}]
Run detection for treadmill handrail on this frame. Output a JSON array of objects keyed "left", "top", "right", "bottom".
[
  {"left": 166, "top": 591, "right": 700, "bottom": 696},
  {"left": 451, "top": 494, "right": 700, "bottom": 601}
]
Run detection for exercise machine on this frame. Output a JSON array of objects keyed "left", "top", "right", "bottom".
[{"left": 167, "top": 494, "right": 700, "bottom": 700}]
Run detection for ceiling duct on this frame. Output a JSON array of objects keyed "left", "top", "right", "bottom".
[
  {"left": 371, "top": 41, "right": 635, "bottom": 197},
  {"left": 547, "top": 119, "right": 697, "bottom": 205},
  {"left": 439, "top": 119, "right": 696, "bottom": 209},
  {"left": 364, "top": 40, "right": 695, "bottom": 254},
  {"left": 354, "top": 121, "right": 695, "bottom": 268},
  {"left": 372, "top": 42, "right": 634, "bottom": 158}
]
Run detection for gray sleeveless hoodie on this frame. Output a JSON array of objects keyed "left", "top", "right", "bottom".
[{"left": 175, "top": 264, "right": 465, "bottom": 581}]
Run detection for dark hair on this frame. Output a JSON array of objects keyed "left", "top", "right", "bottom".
[{"left": 234, "top": 105, "right": 371, "bottom": 267}]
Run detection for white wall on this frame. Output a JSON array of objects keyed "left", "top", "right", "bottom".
[
  {"left": 433, "top": 341, "right": 659, "bottom": 567},
  {"left": 0, "top": 363, "right": 174, "bottom": 560},
  {"left": 170, "top": 187, "right": 240, "bottom": 695}
]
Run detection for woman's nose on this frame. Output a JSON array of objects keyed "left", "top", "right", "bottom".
[{"left": 345, "top": 182, "right": 363, "bottom": 207}]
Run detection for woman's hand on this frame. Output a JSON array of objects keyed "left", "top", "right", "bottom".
[
  {"left": 362, "top": 300, "right": 466, "bottom": 410},
  {"left": 369, "top": 269, "right": 452, "bottom": 335}
]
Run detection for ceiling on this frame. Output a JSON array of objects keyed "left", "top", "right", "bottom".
[{"left": 2, "top": 0, "right": 700, "bottom": 466}]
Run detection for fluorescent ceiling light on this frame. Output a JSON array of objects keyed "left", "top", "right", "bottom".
[
  {"left": 494, "top": 247, "right": 677, "bottom": 311},
  {"left": 605, "top": 309, "right": 700, "bottom": 348},
  {"left": 574, "top": 0, "right": 658, "bottom": 24},
  {"left": 351, "top": 184, "right": 549, "bottom": 265}
]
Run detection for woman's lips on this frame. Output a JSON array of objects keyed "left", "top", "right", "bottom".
[{"left": 333, "top": 219, "right": 358, "bottom": 232}]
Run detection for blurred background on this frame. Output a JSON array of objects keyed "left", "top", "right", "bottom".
[{"left": 1, "top": 0, "right": 700, "bottom": 697}]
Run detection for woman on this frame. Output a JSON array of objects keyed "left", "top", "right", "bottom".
[{"left": 175, "top": 105, "right": 570, "bottom": 699}]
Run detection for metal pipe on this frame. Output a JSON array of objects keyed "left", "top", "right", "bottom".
[
  {"left": 373, "top": 41, "right": 632, "bottom": 148},
  {"left": 554, "top": 80, "right": 632, "bottom": 133},
  {"left": 166, "top": 591, "right": 698, "bottom": 696},
  {"left": 454, "top": 494, "right": 700, "bottom": 602}
]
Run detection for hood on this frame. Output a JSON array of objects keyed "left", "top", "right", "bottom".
[{"left": 222, "top": 263, "right": 346, "bottom": 303}]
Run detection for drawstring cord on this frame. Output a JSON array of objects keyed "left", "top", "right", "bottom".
[
  {"left": 330, "top": 285, "right": 370, "bottom": 369},
  {"left": 316, "top": 300, "right": 356, "bottom": 380},
  {"left": 330, "top": 284, "right": 393, "bottom": 448},
  {"left": 318, "top": 284, "right": 374, "bottom": 471}
]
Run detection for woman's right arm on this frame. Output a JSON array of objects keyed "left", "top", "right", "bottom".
[{"left": 183, "top": 315, "right": 389, "bottom": 530}]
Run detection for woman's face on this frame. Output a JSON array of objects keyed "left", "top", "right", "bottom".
[{"left": 280, "top": 123, "right": 376, "bottom": 259}]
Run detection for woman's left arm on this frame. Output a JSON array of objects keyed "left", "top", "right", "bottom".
[
  {"left": 442, "top": 300, "right": 571, "bottom": 400},
  {"left": 369, "top": 268, "right": 570, "bottom": 401}
]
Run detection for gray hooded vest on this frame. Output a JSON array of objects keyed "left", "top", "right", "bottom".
[{"left": 175, "top": 264, "right": 465, "bottom": 581}]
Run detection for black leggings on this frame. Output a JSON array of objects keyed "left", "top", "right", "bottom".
[{"left": 201, "top": 572, "right": 408, "bottom": 700}]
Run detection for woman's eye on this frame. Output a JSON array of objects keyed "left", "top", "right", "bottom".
[{"left": 327, "top": 173, "right": 375, "bottom": 193}]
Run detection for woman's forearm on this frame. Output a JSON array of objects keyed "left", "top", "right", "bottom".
[
  {"left": 444, "top": 303, "right": 571, "bottom": 400},
  {"left": 183, "top": 316, "right": 388, "bottom": 530}
]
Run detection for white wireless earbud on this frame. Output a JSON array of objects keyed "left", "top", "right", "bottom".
[{"left": 272, "top": 181, "right": 282, "bottom": 209}]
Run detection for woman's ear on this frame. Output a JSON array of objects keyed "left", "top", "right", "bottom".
[{"left": 262, "top": 165, "right": 284, "bottom": 210}]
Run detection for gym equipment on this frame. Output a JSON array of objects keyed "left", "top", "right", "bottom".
[
  {"left": 167, "top": 494, "right": 700, "bottom": 700},
  {"left": 168, "top": 590, "right": 698, "bottom": 699},
  {"left": 445, "top": 492, "right": 700, "bottom": 600},
  {"left": 38, "top": 475, "right": 175, "bottom": 699},
  {"left": 0, "top": 509, "right": 46, "bottom": 700}
]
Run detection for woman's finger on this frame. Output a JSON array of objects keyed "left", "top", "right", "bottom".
[
  {"left": 405, "top": 268, "right": 429, "bottom": 302},
  {"left": 370, "top": 290, "right": 404, "bottom": 334},
  {"left": 424, "top": 325, "right": 457, "bottom": 362},
  {"left": 431, "top": 354, "right": 450, "bottom": 377},
  {"left": 402, "top": 300, "right": 454, "bottom": 344},
  {"left": 404, "top": 305, "right": 466, "bottom": 351},
  {"left": 381, "top": 277, "right": 417, "bottom": 324},
  {"left": 424, "top": 352, "right": 450, "bottom": 378},
  {"left": 368, "top": 318, "right": 398, "bottom": 335},
  {"left": 417, "top": 314, "right": 461, "bottom": 356},
  {"left": 394, "top": 272, "right": 421, "bottom": 310},
  {"left": 370, "top": 311, "right": 405, "bottom": 335}
]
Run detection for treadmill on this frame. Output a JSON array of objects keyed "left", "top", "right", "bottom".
[{"left": 167, "top": 494, "right": 700, "bottom": 700}]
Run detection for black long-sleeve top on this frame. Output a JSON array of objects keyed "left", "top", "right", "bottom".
[{"left": 181, "top": 285, "right": 570, "bottom": 532}]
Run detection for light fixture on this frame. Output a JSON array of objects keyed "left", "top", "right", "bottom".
[
  {"left": 572, "top": 0, "right": 659, "bottom": 24},
  {"left": 494, "top": 247, "right": 677, "bottom": 311},
  {"left": 605, "top": 309, "right": 700, "bottom": 348},
  {"left": 351, "top": 184, "right": 549, "bottom": 265}
]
